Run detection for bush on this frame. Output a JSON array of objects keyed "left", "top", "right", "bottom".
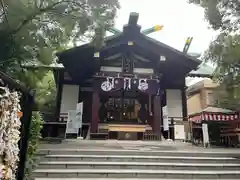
[{"left": 24, "top": 112, "right": 43, "bottom": 180}]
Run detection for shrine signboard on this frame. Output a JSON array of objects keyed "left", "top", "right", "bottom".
[{"left": 66, "top": 110, "right": 79, "bottom": 134}]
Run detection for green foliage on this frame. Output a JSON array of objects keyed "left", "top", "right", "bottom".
[
  {"left": 0, "top": 0, "right": 120, "bottom": 109},
  {"left": 188, "top": 0, "right": 240, "bottom": 31},
  {"left": 0, "top": 0, "right": 120, "bottom": 112},
  {"left": 36, "top": 72, "right": 57, "bottom": 111},
  {"left": 24, "top": 111, "right": 44, "bottom": 180},
  {"left": 206, "top": 33, "right": 240, "bottom": 79},
  {"left": 189, "top": 0, "right": 240, "bottom": 110},
  {"left": 0, "top": 0, "right": 120, "bottom": 80},
  {"left": 0, "top": 0, "right": 120, "bottom": 178},
  {"left": 207, "top": 34, "right": 240, "bottom": 111}
]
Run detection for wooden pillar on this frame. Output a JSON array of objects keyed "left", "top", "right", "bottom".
[
  {"left": 148, "top": 94, "right": 153, "bottom": 126},
  {"left": 54, "top": 70, "right": 64, "bottom": 137},
  {"left": 153, "top": 94, "right": 161, "bottom": 136},
  {"left": 91, "top": 51, "right": 101, "bottom": 133},
  {"left": 170, "top": 117, "right": 175, "bottom": 141},
  {"left": 54, "top": 70, "right": 64, "bottom": 122},
  {"left": 91, "top": 87, "right": 100, "bottom": 133},
  {"left": 181, "top": 86, "right": 188, "bottom": 121},
  {"left": 78, "top": 85, "right": 82, "bottom": 103}
]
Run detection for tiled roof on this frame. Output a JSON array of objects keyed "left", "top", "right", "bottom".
[
  {"left": 188, "top": 63, "right": 215, "bottom": 77},
  {"left": 189, "top": 106, "right": 235, "bottom": 116},
  {"left": 188, "top": 106, "right": 236, "bottom": 116},
  {"left": 203, "top": 106, "right": 234, "bottom": 113}
]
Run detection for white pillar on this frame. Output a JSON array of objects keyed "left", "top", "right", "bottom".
[{"left": 202, "top": 123, "right": 210, "bottom": 148}]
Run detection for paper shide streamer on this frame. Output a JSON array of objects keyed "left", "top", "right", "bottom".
[{"left": 0, "top": 83, "right": 21, "bottom": 180}]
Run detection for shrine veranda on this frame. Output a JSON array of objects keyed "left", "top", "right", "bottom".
[{"left": 51, "top": 13, "right": 202, "bottom": 140}]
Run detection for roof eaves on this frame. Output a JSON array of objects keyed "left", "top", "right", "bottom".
[
  {"left": 189, "top": 63, "right": 215, "bottom": 77},
  {"left": 142, "top": 35, "right": 202, "bottom": 65},
  {"left": 56, "top": 34, "right": 121, "bottom": 58},
  {"left": 188, "top": 73, "right": 213, "bottom": 78}
]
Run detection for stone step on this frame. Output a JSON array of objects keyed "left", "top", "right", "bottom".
[
  {"left": 38, "top": 161, "right": 240, "bottom": 171},
  {"left": 44, "top": 154, "right": 240, "bottom": 163},
  {"left": 39, "top": 148, "right": 240, "bottom": 157},
  {"left": 33, "top": 169, "right": 240, "bottom": 179},
  {"left": 34, "top": 179, "right": 239, "bottom": 180}
]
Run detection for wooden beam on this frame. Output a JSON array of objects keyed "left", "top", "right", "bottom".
[
  {"left": 181, "top": 84, "right": 188, "bottom": 121},
  {"left": 153, "top": 94, "right": 161, "bottom": 136},
  {"left": 91, "top": 85, "right": 100, "bottom": 133}
]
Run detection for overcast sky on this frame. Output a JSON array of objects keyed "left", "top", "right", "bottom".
[
  {"left": 113, "top": 0, "right": 218, "bottom": 86},
  {"left": 114, "top": 0, "right": 218, "bottom": 55}
]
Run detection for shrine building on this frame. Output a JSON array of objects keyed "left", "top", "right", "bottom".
[{"left": 54, "top": 13, "right": 203, "bottom": 140}]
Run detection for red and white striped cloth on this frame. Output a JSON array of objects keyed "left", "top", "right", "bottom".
[{"left": 189, "top": 113, "right": 238, "bottom": 123}]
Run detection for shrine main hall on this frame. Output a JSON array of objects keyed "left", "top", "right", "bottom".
[{"left": 53, "top": 13, "right": 203, "bottom": 140}]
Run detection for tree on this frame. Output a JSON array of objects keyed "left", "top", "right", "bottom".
[
  {"left": 0, "top": 0, "right": 119, "bottom": 80},
  {"left": 205, "top": 33, "right": 240, "bottom": 110},
  {"left": 189, "top": 0, "right": 240, "bottom": 32},
  {"left": 0, "top": 0, "right": 120, "bottom": 178},
  {"left": 36, "top": 71, "right": 57, "bottom": 111},
  {"left": 0, "top": 0, "right": 119, "bottom": 109},
  {"left": 189, "top": 0, "right": 240, "bottom": 110}
]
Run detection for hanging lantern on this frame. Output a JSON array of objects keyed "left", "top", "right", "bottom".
[
  {"left": 124, "top": 78, "right": 131, "bottom": 90},
  {"left": 138, "top": 79, "right": 148, "bottom": 91},
  {"left": 101, "top": 77, "right": 114, "bottom": 92},
  {"left": 107, "top": 77, "right": 115, "bottom": 89}
]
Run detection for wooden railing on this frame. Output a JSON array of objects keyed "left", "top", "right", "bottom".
[{"left": 143, "top": 133, "right": 161, "bottom": 141}]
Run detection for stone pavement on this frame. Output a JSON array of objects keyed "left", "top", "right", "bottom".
[{"left": 40, "top": 139, "right": 240, "bottom": 154}]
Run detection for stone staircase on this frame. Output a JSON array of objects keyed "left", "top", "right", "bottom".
[{"left": 34, "top": 142, "right": 240, "bottom": 179}]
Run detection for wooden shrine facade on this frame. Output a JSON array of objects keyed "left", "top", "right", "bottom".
[{"left": 54, "top": 13, "right": 201, "bottom": 140}]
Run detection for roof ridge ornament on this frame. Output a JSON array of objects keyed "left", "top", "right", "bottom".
[
  {"left": 128, "top": 12, "right": 139, "bottom": 25},
  {"left": 107, "top": 12, "right": 164, "bottom": 36},
  {"left": 141, "top": 25, "right": 164, "bottom": 35},
  {"left": 108, "top": 25, "right": 164, "bottom": 36},
  {"left": 183, "top": 37, "right": 193, "bottom": 53}
]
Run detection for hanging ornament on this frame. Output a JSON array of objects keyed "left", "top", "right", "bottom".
[
  {"left": 157, "top": 88, "right": 161, "bottom": 95},
  {"left": 101, "top": 77, "right": 114, "bottom": 92},
  {"left": 138, "top": 79, "right": 148, "bottom": 91},
  {"left": 0, "top": 84, "right": 21, "bottom": 180},
  {"left": 124, "top": 78, "right": 131, "bottom": 90},
  {"left": 107, "top": 77, "right": 115, "bottom": 89}
]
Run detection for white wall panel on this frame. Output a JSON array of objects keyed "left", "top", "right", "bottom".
[
  {"left": 166, "top": 89, "right": 183, "bottom": 119},
  {"left": 100, "top": 66, "right": 122, "bottom": 72},
  {"left": 133, "top": 68, "right": 154, "bottom": 74},
  {"left": 60, "top": 85, "right": 79, "bottom": 113}
]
